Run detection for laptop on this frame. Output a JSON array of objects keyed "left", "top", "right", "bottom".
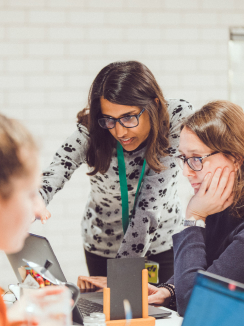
[
  {"left": 6, "top": 233, "right": 171, "bottom": 324},
  {"left": 182, "top": 270, "right": 244, "bottom": 326}
]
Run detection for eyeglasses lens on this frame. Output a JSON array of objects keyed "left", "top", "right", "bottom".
[
  {"left": 98, "top": 118, "right": 115, "bottom": 129},
  {"left": 120, "top": 116, "right": 138, "bottom": 128},
  {"left": 188, "top": 157, "right": 202, "bottom": 171}
]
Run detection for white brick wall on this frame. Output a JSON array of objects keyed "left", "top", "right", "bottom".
[{"left": 0, "top": 0, "right": 244, "bottom": 289}]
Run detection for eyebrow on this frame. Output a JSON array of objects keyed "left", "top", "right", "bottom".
[
  {"left": 178, "top": 149, "right": 203, "bottom": 155},
  {"left": 102, "top": 110, "right": 138, "bottom": 118}
]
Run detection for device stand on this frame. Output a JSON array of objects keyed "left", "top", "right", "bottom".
[{"left": 103, "top": 269, "right": 155, "bottom": 326}]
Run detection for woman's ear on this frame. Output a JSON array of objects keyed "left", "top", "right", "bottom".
[{"left": 155, "top": 98, "right": 159, "bottom": 105}]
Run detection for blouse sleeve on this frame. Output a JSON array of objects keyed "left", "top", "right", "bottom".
[
  {"left": 116, "top": 99, "right": 194, "bottom": 258},
  {"left": 39, "top": 124, "right": 89, "bottom": 206}
]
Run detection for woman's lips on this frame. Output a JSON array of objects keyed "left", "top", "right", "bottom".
[
  {"left": 191, "top": 183, "right": 201, "bottom": 189},
  {"left": 119, "top": 137, "right": 134, "bottom": 145}
]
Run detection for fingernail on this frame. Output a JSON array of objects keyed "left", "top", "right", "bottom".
[{"left": 42, "top": 220, "right": 46, "bottom": 224}]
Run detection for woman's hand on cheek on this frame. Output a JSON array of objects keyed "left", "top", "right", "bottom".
[{"left": 186, "top": 167, "right": 235, "bottom": 220}]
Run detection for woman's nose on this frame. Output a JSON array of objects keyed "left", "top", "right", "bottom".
[
  {"left": 114, "top": 121, "right": 127, "bottom": 138},
  {"left": 182, "top": 161, "right": 195, "bottom": 178}
]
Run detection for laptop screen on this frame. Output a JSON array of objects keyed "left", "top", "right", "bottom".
[{"left": 182, "top": 271, "right": 244, "bottom": 326}]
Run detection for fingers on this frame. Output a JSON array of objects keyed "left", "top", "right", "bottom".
[
  {"left": 197, "top": 172, "right": 211, "bottom": 196},
  {"left": 214, "top": 167, "right": 231, "bottom": 198},
  {"left": 36, "top": 286, "right": 65, "bottom": 297},
  {"left": 148, "top": 283, "right": 158, "bottom": 296},
  {"left": 223, "top": 194, "right": 234, "bottom": 211},
  {"left": 220, "top": 171, "right": 235, "bottom": 203},
  {"left": 207, "top": 168, "right": 222, "bottom": 194},
  {"left": 77, "top": 276, "right": 107, "bottom": 289},
  {"left": 41, "top": 209, "right": 51, "bottom": 224}
]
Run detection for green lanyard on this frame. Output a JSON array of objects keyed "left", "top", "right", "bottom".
[{"left": 117, "top": 141, "right": 146, "bottom": 234}]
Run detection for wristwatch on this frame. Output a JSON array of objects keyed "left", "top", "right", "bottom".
[{"left": 183, "top": 216, "right": 206, "bottom": 228}]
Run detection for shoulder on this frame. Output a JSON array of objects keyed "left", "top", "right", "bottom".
[
  {"left": 77, "top": 123, "right": 89, "bottom": 137},
  {"left": 166, "top": 99, "right": 194, "bottom": 142},
  {"left": 166, "top": 98, "right": 194, "bottom": 120}
]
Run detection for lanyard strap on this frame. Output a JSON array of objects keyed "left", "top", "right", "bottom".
[{"left": 117, "top": 141, "right": 146, "bottom": 234}]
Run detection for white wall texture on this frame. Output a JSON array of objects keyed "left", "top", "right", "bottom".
[{"left": 0, "top": 0, "right": 244, "bottom": 289}]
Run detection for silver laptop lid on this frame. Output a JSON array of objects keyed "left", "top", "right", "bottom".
[{"left": 6, "top": 233, "right": 66, "bottom": 283}]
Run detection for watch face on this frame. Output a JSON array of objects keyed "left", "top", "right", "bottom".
[{"left": 196, "top": 219, "right": 205, "bottom": 227}]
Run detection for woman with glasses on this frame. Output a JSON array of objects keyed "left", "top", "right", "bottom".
[
  {"left": 148, "top": 100, "right": 244, "bottom": 315},
  {"left": 39, "top": 61, "right": 193, "bottom": 283}
]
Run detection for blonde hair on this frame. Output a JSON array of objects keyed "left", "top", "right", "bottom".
[
  {"left": 0, "top": 114, "right": 38, "bottom": 199},
  {"left": 181, "top": 100, "right": 244, "bottom": 217}
]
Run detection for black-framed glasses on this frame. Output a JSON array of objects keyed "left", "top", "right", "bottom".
[
  {"left": 176, "top": 151, "right": 219, "bottom": 171},
  {"left": 98, "top": 108, "right": 145, "bottom": 130}
]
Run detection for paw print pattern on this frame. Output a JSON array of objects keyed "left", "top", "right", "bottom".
[
  {"left": 43, "top": 172, "right": 54, "bottom": 177},
  {"left": 93, "top": 234, "right": 102, "bottom": 243},
  {"left": 64, "top": 171, "right": 71, "bottom": 180},
  {"left": 89, "top": 244, "right": 97, "bottom": 252},
  {"left": 143, "top": 217, "right": 149, "bottom": 223},
  {"left": 159, "top": 189, "right": 167, "bottom": 197},
  {"left": 105, "top": 229, "right": 114, "bottom": 236},
  {"left": 129, "top": 156, "right": 144, "bottom": 167},
  {"left": 127, "top": 184, "right": 133, "bottom": 191},
  {"left": 43, "top": 185, "right": 53, "bottom": 194},
  {"left": 149, "top": 197, "right": 156, "bottom": 202},
  {"left": 158, "top": 177, "right": 164, "bottom": 183},
  {"left": 86, "top": 210, "right": 92, "bottom": 219},
  {"left": 95, "top": 218, "right": 104, "bottom": 227},
  {"left": 112, "top": 166, "right": 119, "bottom": 175},
  {"left": 62, "top": 143, "right": 76, "bottom": 153},
  {"left": 170, "top": 163, "right": 176, "bottom": 168},
  {"left": 172, "top": 105, "right": 183, "bottom": 117},
  {"left": 107, "top": 242, "right": 113, "bottom": 247},
  {"left": 55, "top": 152, "right": 61, "bottom": 158},
  {"left": 146, "top": 184, "right": 152, "bottom": 190},
  {"left": 132, "top": 243, "right": 144, "bottom": 253},
  {"left": 76, "top": 138, "right": 82, "bottom": 145},
  {"left": 166, "top": 147, "right": 176, "bottom": 155},
  {"left": 61, "top": 159, "right": 72, "bottom": 170},
  {"left": 149, "top": 226, "right": 156, "bottom": 234},
  {"left": 138, "top": 199, "right": 149, "bottom": 210},
  {"left": 95, "top": 205, "right": 103, "bottom": 215},
  {"left": 122, "top": 251, "right": 129, "bottom": 256},
  {"left": 132, "top": 232, "right": 138, "bottom": 238},
  {"left": 129, "top": 169, "right": 139, "bottom": 180},
  {"left": 101, "top": 202, "right": 110, "bottom": 207}
]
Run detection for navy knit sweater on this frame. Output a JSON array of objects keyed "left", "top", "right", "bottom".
[{"left": 167, "top": 209, "right": 244, "bottom": 316}]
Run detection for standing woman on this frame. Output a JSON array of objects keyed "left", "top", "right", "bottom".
[{"left": 40, "top": 61, "right": 193, "bottom": 283}]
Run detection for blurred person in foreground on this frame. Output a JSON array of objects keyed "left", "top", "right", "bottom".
[{"left": 0, "top": 114, "right": 66, "bottom": 326}]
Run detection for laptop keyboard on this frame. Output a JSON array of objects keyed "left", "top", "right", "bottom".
[{"left": 76, "top": 297, "right": 103, "bottom": 317}]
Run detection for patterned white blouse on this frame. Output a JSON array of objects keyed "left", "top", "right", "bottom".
[{"left": 40, "top": 99, "right": 194, "bottom": 258}]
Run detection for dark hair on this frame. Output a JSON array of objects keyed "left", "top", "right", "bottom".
[
  {"left": 77, "top": 61, "right": 170, "bottom": 175},
  {"left": 0, "top": 113, "right": 38, "bottom": 199},
  {"left": 181, "top": 100, "right": 244, "bottom": 217}
]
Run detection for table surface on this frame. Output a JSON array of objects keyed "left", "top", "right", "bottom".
[
  {"left": 4, "top": 289, "right": 183, "bottom": 326},
  {"left": 155, "top": 307, "right": 183, "bottom": 326}
]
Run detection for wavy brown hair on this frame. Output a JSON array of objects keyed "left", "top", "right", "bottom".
[
  {"left": 0, "top": 113, "right": 38, "bottom": 199},
  {"left": 77, "top": 61, "right": 170, "bottom": 176},
  {"left": 181, "top": 100, "right": 244, "bottom": 217}
]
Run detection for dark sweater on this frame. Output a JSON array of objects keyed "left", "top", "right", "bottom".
[{"left": 167, "top": 209, "right": 244, "bottom": 316}]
